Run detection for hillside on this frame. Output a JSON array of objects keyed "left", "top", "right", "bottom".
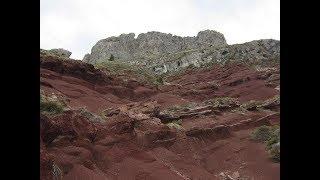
[{"left": 40, "top": 36, "right": 280, "bottom": 180}]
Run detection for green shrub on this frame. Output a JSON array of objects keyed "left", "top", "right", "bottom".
[
  {"left": 155, "top": 76, "right": 164, "bottom": 85},
  {"left": 40, "top": 94, "right": 65, "bottom": 114},
  {"left": 269, "top": 142, "right": 280, "bottom": 162},
  {"left": 251, "top": 125, "right": 280, "bottom": 162},
  {"left": 250, "top": 125, "right": 273, "bottom": 142},
  {"left": 109, "top": 54, "right": 115, "bottom": 61},
  {"left": 266, "top": 126, "right": 280, "bottom": 150},
  {"left": 267, "top": 126, "right": 280, "bottom": 162},
  {"left": 40, "top": 100, "right": 64, "bottom": 114}
]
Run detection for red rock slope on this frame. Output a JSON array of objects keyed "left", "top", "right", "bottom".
[{"left": 40, "top": 55, "right": 280, "bottom": 180}]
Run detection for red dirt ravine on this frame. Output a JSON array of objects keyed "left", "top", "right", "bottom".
[{"left": 40, "top": 55, "right": 280, "bottom": 180}]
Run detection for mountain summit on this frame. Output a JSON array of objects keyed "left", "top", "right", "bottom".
[{"left": 83, "top": 30, "right": 279, "bottom": 74}]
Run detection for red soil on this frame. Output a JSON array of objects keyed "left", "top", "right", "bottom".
[
  {"left": 162, "top": 63, "right": 279, "bottom": 103},
  {"left": 40, "top": 56, "right": 280, "bottom": 180}
]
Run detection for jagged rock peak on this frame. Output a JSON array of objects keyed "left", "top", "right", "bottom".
[{"left": 83, "top": 30, "right": 227, "bottom": 64}]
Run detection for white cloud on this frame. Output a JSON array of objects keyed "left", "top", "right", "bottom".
[{"left": 40, "top": 0, "right": 280, "bottom": 59}]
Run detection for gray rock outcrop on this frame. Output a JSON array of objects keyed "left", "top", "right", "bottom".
[
  {"left": 48, "top": 48, "right": 72, "bottom": 58},
  {"left": 147, "top": 39, "right": 280, "bottom": 74},
  {"left": 83, "top": 30, "right": 227, "bottom": 64},
  {"left": 83, "top": 30, "right": 279, "bottom": 74},
  {"left": 41, "top": 48, "right": 72, "bottom": 58}
]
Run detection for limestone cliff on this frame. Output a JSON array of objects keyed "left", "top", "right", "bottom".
[
  {"left": 83, "top": 30, "right": 226, "bottom": 64},
  {"left": 83, "top": 30, "right": 279, "bottom": 74}
]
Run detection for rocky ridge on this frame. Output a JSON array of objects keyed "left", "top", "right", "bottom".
[
  {"left": 83, "top": 30, "right": 226, "bottom": 63},
  {"left": 83, "top": 30, "right": 279, "bottom": 74}
]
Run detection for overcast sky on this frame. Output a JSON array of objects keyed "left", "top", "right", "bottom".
[{"left": 40, "top": 0, "right": 280, "bottom": 59}]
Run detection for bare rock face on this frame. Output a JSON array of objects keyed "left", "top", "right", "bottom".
[
  {"left": 83, "top": 30, "right": 227, "bottom": 64},
  {"left": 83, "top": 30, "right": 279, "bottom": 74},
  {"left": 150, "top": 39, "right": 280, "bottom": 74}
]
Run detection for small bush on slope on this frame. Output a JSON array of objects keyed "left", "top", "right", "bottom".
[
  {"left": 266, "top": 125, "right": 280, "bottom": 149},
  {"left": 40, "top": 94, "right": 66, "bottom": 115},
  {"left": 251, "top": 125, "right": 280, "bottom": 162},
  {"left": 155, "top": 76, "right": 164, "bottom": 85},
  {"left": 269, "top": 142, "right": 280, "bottom": 162},
  {"left": 250, "top": 125, "right": 273, "bottom": 142},
  {"left": 109, "top": 54, "right": 115, "bottom": 61},
  {"left": 266, "top": 125, "right": 280, "bottom": 162}
]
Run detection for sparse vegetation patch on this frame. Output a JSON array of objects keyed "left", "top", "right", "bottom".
[
  {"left": 205, "top": 97, "right": 240, "bottom": 109},
  {"left": 251, "top": 125, "right": 280, "bottom": 162},
  {"left": 166, "top": 120, "right": 183, "bottom": 130},
  {"left": 95, "top": 60, "right": 164, "bottom": 86},
  {"left": 40, "top": 93, "right": 66, "bottom": 115}
]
